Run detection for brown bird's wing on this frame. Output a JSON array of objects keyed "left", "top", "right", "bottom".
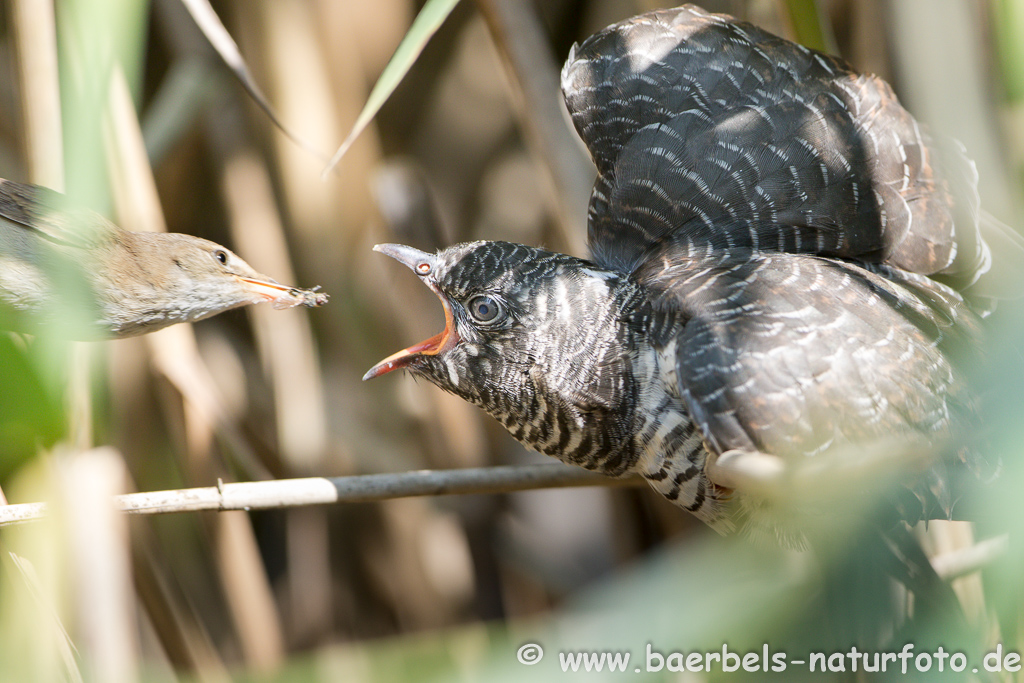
[
  {"left": 561, "top": 5, "right": 988, "bottom": 291},
  {"left": 0, "top": 178, "right": 117, "bottom": 251}
]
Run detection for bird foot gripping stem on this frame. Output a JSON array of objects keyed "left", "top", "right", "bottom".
[{"left": 706, "top": 434, "right": 935, "bottom": 504}]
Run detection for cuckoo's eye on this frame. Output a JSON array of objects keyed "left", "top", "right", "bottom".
[
  {"left": 213, "top": 249, "right": 229, "bottom": 265},
  {"left": 467, "top": 294, "right": 503, "bottom": 324}
]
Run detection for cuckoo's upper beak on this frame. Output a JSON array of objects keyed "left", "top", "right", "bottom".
[{"left": 363, "top": 244, "right": 460, "bottom": 380}]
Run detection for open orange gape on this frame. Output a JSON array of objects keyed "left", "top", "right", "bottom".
[{"left": 362, "top": 243, "right": 460, "bottom": 381}]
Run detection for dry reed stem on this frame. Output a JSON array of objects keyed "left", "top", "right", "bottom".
[
  {"left": 6, "top": 553, "right": 84, "bottom": 683},
  {"left": 10, "top": 0, "right": 65, "bottom": 189},
  {"left": 887, "top": 0, "right": 1017, "bottom": 219},
  {"left": 3, "top": 464, "right": 1007, "bottom": 585},
  {"left": 0, "top": 463, "right": 1009, "bottom": 585},
  {"left": 930, "top": 534, "right": 1009, "bottom": 582},
  {"left": 918, "top": 520, "right": 987, "bottom": 623},
  {"left": 215, "top": 511, "right": 285, "bottom": 672},
  {"left": 13, "top": 0, "right": 98, "bottom": 456},
  {"left": 12, "top": 0, "right": 97, "bottom": 453},
  {"left": 0, "top": 464, "right": 639, "bottom": 525},
  {"left": 220, "top": 149, "right": 328, "bottom": 472},
  {"left": 476, "top": 0, "right": 592, "bottom": 257},
  {"left": 131, "top": 541, "right": 232, "bottom": 680},
  {"left": 57, "top": 448, "right": 138, "bottom": 683}
]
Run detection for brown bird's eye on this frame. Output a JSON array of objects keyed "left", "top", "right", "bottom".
[
  {"left": 214, "top": 250, "right": 228, "bottom": 265},
  {"left": 468, "top": 295, "right": 503, "bottom": 324},
  {"left": 416, "top": 262, "right": 431, "bottom": 275}
]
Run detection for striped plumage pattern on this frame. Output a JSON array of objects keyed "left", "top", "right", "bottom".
[
  {"left": 370, "top": 5, "right": 999, "bottom": 533},
  {"left": 562, "top": 5, "right": 988, "bottom": 293}
]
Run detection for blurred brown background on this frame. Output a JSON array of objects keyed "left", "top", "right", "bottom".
[{"left": 0, "top": 0, "right": 1022, "bottom": 681}]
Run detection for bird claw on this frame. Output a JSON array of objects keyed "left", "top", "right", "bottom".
[
  {"left": 706, "top": 450, "right": 785, "bottom": 495},
  {"left": 706, "top": 434, "right": 936, "bottom": 503}
]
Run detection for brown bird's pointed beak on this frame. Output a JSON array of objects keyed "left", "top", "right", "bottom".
[
  {"left": 235, "top": 276, "right": 329, "bottom": 309},
  {"left": 363, "top": 244, "right": 459, "bottom": 381}
]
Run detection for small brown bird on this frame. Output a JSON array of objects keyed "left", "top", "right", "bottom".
[{"left": 0, "top": 178, "right": 327, "bottom": 339}]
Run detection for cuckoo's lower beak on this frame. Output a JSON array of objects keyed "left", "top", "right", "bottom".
[{"left": 363, "top": 244, "right": 460, "bottom": 381}]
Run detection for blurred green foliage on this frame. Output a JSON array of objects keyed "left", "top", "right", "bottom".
[
  {"left": 0, "top": 333, "right": 65, "bottom": 480},
  {"left": 994, "top": 0, "right": 1024, "bottom": 103}
]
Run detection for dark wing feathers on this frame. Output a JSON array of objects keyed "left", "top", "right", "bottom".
[
  {"left": 561, "top": 5, "right": 829, "bottom": 175},
  {"left": 560, "top": 4, "right": 1011, "bottom": 519},
  {"left": 561, "top": 4, "right": 987, "bottom": 289},
  {"left": 0, "top": 179, "right": 116, "bottom": 250},
  {"left": 636, "top": 252, "right": 980, "bottom": 459}
]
